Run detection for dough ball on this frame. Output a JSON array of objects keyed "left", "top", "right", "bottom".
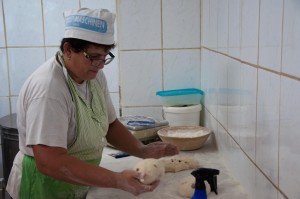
[
  {"left": 159, "top": 156, "right": 200, "bottom": 173},
  {"left": 133, "top": 158, "right": 165, "bottom": 185},
  {"left": 177, "top": 176, "right": 211, "bottom": 198}
]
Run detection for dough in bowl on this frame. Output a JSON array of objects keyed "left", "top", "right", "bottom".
[{"left": 133, "top": 158, "right": 165, "bottom": 185}]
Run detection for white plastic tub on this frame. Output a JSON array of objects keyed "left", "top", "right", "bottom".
[{"left": 163, "top": 104, "right": 202, "bottom": 126}]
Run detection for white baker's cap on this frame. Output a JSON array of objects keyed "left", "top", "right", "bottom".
[{"left": 63, "top": 8, "right": 115, "bottom": 45}]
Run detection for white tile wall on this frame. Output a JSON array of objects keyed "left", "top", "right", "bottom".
[
  {"left": 255, "top": 167, "right": 279, "bottom": 199},
  {"left": 0, "top": 98, "right": 9, "bottom": 118},
  {"left": 202, "top": 109, "right": 218, "bottom": 137},
  {"left": 227, "top": 58, "right": 241, "bottom": 142},
  {"left": 217, "top": 0, "right": 228, "bottom": 54},
  {"left": 258, "top": 0, "right": 283, "bottom": 72},
  {"left": 163, "top": 49, "right": 201, "bottom": 90},
  {"left": 162, "top": 0, "right": 201, "bottom": 48},
  {"left": 238, "top": 64, "right": 257, "bottom": 160},
  {"left": 278, "top": 193, "right": 286, "bottom": 199},
  {"left": 7, "top": 48, "right": 45, "bottom": 95},
  {"left": 279, "top": 77, "right": 300, "bottom": 199},
  {"left": 118, "top": 0, "right": 202, "bottom": 119},
  {"left": 43, "top": 0, "right": 79, "bottom": 46},
  {"left": 103, "top": 48, "right": 119, "bottom": 93},
  {"left": 109, "top": 92, "right": 120, "bottom": 118},
  {"left": 230, "top": 141, "right": 256, "bottom": 199},
  {"left": 45, "top": 47, "right": 59, "bottom": 59},
  {"left": 4, "top": 0, "right": 44, "bottom": 46},
  {"left": 118, "top": 0, "right": 161, "bottom": 50},
  {"left": 282, "top": 0, "right": 300, "bottom": 78},
  {"left": 201, "top": 0, "right": 218, "bottom": 49},
  {"left": 201, "top": 50, "right": 219, "bottom": 117},
  {"left": 0, "top": 0, "right": 5, "bottom": 47},
  {"left": 215, "top": 123, "right": 229, "bottom": 154},
  {"left": 0, "top": 49, "right": 9, "bottom": 96},
  {"left": 216, "top": 55, "right": 228, "bottom": 130},
  {"left": 81, "top": 0, "right": 116, "bottom": 11},
  {"left": 202, "top": 0, "right": 300, "bottom": 198},
  {"left": 215, "top": 122, "right": 255, "bottom": 199},
  {"left": 10, "top": 96, "right": 17, "bottom": 114},
  {"left": 240, "top": 0, "right": 259, "bottom": 65},
  {"left": 0, "top": 0, "right": 9, "bottom": 118},
  {"left": 120, "top": 50, "right": 162, "bottom": 107},
  {"left": 256, "top": 69, "right": 280, "bottom": 185},
  {"left": 228, "top": 0, "right": 241, "bottom": 59}
]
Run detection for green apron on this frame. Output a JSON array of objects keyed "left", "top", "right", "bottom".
[{"left": 19, "top": 52, "right": 109, "bottom": 199}]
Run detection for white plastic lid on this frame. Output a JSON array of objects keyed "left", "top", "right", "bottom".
[{"left": 163, "top": 104, "right": 202, "bottom": 113}]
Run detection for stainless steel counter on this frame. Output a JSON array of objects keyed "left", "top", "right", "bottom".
[{"left": 87, "top": 140, "right": 248, "bottom": 199}]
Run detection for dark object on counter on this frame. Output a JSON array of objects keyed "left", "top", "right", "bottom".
[
  {"left": 191, "top": 167, "right": 220, "bottom": 199},
  {"left": 109, "top": 152, "right": 130, "bottom": 159},
  {"left": 0, "top": 113, "right": 19, "bottom": 187}
]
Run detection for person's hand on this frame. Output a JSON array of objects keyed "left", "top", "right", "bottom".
[
  {"left": 115, "top": 170, "right": 159, "bottom": 196},
  {"left": 141, "top": 141, "right": 179, "bottom": 159}
]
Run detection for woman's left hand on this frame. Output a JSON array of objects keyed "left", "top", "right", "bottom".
[{"left": 140, "top": 141, "right": 179, "bottom": 159}]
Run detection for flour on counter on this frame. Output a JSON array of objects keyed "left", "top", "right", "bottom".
[{"left": 86, "top": 143, "right": 249, "bottom": 199}]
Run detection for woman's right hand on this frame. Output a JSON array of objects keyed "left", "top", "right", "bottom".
[{"left": 115, "top": 170, "right": 160, "bottom": 196}]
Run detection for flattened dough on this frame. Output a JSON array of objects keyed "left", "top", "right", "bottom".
[
  {"left": 133, "top": 158, "right": 165, "bottom": 185},
  {"left": 159, "top": 156, "right": 200, "bottom": 173},
  {"left": 178, "top": 175, "right": 211, "bottom": 198}
]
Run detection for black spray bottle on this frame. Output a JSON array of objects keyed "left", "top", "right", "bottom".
[{"left": 191, "top": 168, "right": 220, "bottom": 199}]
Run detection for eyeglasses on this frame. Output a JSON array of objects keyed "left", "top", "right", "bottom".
[{"left": 83, "top": 50, "right": 115, "bottom": 66}]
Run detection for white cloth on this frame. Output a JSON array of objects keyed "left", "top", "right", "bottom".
[
  {"left": 6, "top": 56, "right": 117, "bottom": 198},
  {"left": 64, "top": 8, "right": 115, "bottom": 45}
]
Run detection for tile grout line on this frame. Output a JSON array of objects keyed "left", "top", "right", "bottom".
[{"left": 203, "top": 46, "right": 300, "bottom": 82}]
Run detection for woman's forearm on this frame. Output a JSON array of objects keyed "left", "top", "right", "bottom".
[
  {"left": 32, "top": 145, "right": 118, "bottom": 188},
  {"left": 106, "top": 119, "right": 146, "bottom": 158}
]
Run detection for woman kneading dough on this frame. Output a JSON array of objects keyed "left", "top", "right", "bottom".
[{"left": 6, "top": 8, "right": 178, "bottom": 199}]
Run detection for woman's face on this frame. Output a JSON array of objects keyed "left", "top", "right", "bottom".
[{"left": 65, "top": 44, "right": 109, "bottom": 84}]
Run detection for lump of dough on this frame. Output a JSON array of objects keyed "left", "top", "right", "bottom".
[
  {"left": 177, "top": 176, "right": 211, "bottom": 198},
  {"left": 159, "top": 156, "right": 200, "bottom": 173},
  {"left": 133, "top": 158, "right": 165, "bottom": 185}
]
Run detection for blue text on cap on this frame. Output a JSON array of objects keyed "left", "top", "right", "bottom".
[{"left": 65, "top": 15, "right": 107, "bottom": 33}]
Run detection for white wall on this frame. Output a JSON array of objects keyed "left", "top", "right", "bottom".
[
  {"left": 202, "top": 0, "right": 299, "bottom": 198},
  {"left": 118, "top": 0, "right": 201, "bottom": 118}
]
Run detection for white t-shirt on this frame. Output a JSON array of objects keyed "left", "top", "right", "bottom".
[{"left": 7, "top": 56, "right": 117, "bottom": 198}]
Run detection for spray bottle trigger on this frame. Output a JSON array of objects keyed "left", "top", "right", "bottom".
[{"left": 207, "top": 175, "right": 218, "bottom": 194}]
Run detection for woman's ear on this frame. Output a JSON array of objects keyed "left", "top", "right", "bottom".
[{"left": 63, "top": 42, "right": 72, "bottom": 58}]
